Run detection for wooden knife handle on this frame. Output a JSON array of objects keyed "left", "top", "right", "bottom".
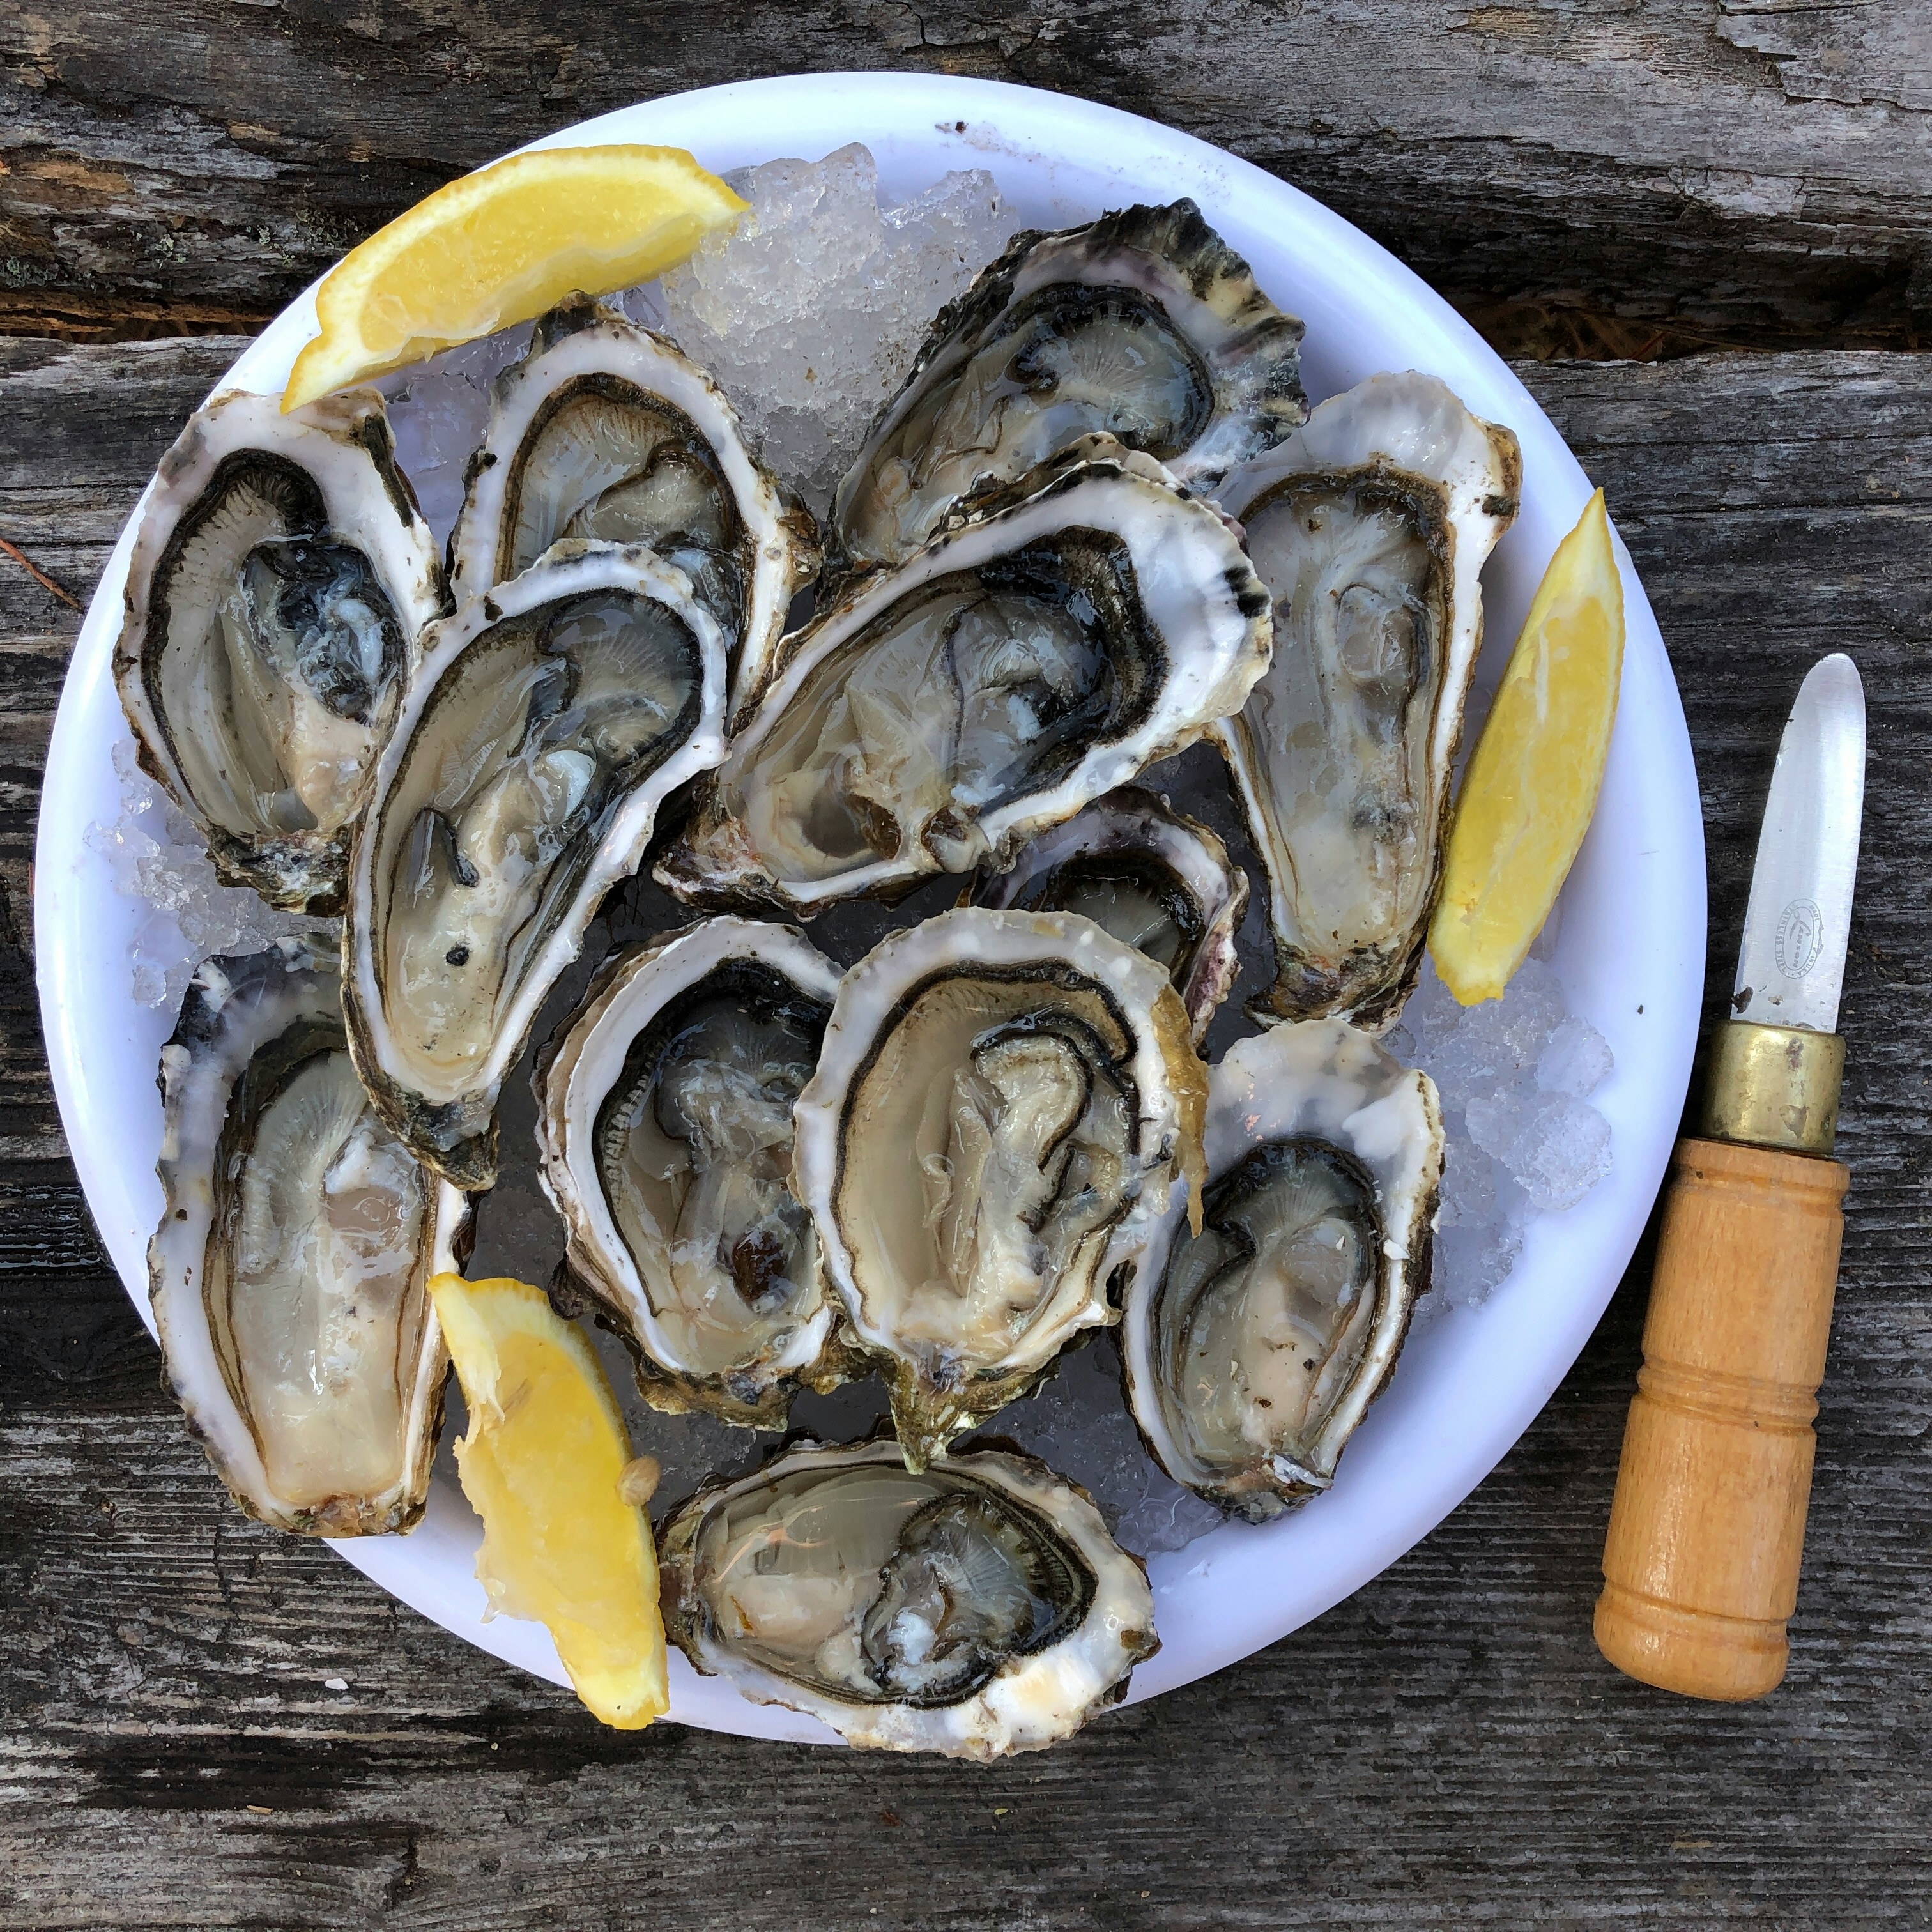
[{"left": 1595, "top": 1135, "right": 1848, "bottom": 1700}]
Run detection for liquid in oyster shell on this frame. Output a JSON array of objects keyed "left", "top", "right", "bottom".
[
  {"left": 535, "top": 916, "right": 852, "bottom": 1428},
  {"left": 659, "top": 442, "right": 1273, "bottom": 915},
  {"left": 344, "top": 541, "right": 728, "bottom": 1190},
  {"left": 657, "top": 1437, "right": 1156, "bottom": 1758},
  {"left": 149, "top": 936, "right": 469, "bottom": 1536},
  {"left": 114, "top": 388, "right": 448, "bottom": 914},
  {"left": 1214, "top": 371, "right": 1522, "bottom": 1030},
  {"left": 792, "top": 905, "right": 1206, "bottom": 1471},
  {"left": 1121, "top": 1018, "right": 1444, "bottom": 1520},
  {"left": 831, "top": 198, "right": 1307, "bottom": 574},
  {"left": 448, "top": 296, "right": 819, "bottom": 717}
]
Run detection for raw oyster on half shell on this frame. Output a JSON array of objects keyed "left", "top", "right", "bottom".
[
  {"left": 792, "top": 906, "right": 1206, "bottom": 1469},
  {"left": 1122, "top": 1018, "right": 1443, "bottom": 1520},
  {"left": 832, "top": 199, "right": 1307, "bottom": 573},
  {"left": 535, "top": 916, "right": 848, "bottom": 1427},
  {"left": 970, "top": 785, "right": 1247, "bottom": 1043},
  {"left": 1213, "top": 372, "right": 1521, "bottom": 1029},
  {"left": 658, "top": 1436, "right": 1157, "bottom": 1758},
  {"left": 659, "top": 443, "right": 1272, "bottom": 916},
  {"left": 150, "top": 936, "right": 469, "bottom": 1535},
  {"left": 344, "top": 541, "right": 728, "bottom": 1190},
  {"left": 114, "top": 388, "right": 447, "bottom": 914},
  {"left": 448, "top": 296, "right": 818, "bottom": 716}
]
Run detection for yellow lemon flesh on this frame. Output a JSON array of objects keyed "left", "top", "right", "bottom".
[
  {"left": 1430, "top": 487, "right": 1625, "bottom": 1004},
  {"left": 284, "top": 146, "right": 747, "bottom": 411},
  {"left": 427, "top": 1274, "right": 668, "bottom": 1730}
]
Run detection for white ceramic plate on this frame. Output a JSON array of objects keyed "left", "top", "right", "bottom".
[{"left": 33, "top": 72, "right": 1705, "bottom": 1745}]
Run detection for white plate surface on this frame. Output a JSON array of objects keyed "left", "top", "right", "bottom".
[{"left": 33, "top": 72, "right": 1705, "bottom": 1746}]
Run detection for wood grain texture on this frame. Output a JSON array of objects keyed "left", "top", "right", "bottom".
[
  {"left": 3, "top": 2, "right": 1932, "bottom": 355},
  {"left": 3, "top": 340, "right": 1931, "bottom": 1923}
]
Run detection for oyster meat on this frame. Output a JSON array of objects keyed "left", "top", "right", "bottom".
[
  {"left": 115, "top": 388, "right": 447, "bottom": 913},
  {"left": 535, "top": 916, "right": 848, "bottom": 1427},
  {"left": 344, "top": 541, "right": 728, "bottom": 1190},
  {"left": 793, "top": 906, "right": 1205, "bottom": 1469},
  {"left": 449, "top": 297, "right": 818, "bottom": 716},
  {"left": 832, "top": 199, "right": 1307, "bottom": 572},
  {"left": 971, "top": 785, "right": 1247, "bottom": 1043},
  {"left": 658, "top": 1438, "right": 1157, "bottom": 1758},
  {"left": 1122, "top": 1019, "right": 1443, "bottom": 1520},
  {"left": 150, "top": 937, "right": 469, "bottom": 1535},
  {"left": 660, "top": 443, "right": 1272, "bottom": 915},
  {"left": 1213, "top": 372, "right": 1521, "bottom": 1028}
]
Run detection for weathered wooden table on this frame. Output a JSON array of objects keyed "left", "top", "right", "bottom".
[{"left": 3, "top": 8, "right": 1928, "bottom": 1926}]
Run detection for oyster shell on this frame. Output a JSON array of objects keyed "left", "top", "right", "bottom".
[
  {"left": 832, "top": 199, "right": 1306, "bottom": 572},
  {"left": 1213, "top": 372, "right": 1522, "bottom": 1028},
  {"left": 114, "top": 388, "right": 447, "bottom": 914},
  {"left": 344, "top": 541, "right": 728, "bottom": 1190},
  {"left": 150, "top": 936, "right": 469, "bottom": 1535},
  {"left": 535, "top": 916, "right": 848, "bottom": 1428},
  {"left": 448, "top": 297, "right": 818, "bottom": 716},
  {"left": 970, "top": 785, "right": 1247, "bottom": 1044},
  {"left": 1122, "top": 1019, "right": 1443, "bottom": 1521},
  {"left": 658, "top": 1436, "right": 1157, "bottom": 1758},
  {"left": 659, "top": 443, "right": 1272, "bottom": 916},
  {"left": 793, "top": 906, "right": 1206, "bottom": 1469}
]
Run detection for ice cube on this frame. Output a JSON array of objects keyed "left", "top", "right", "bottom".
[
  {"left": 1509, "top": 1092, "right": 1614, "bottom": 1213},
  {"left": 1538, "top": 1015, "right": 1614, "bottom": 1099}
]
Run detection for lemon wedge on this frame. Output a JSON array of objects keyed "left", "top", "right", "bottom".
[
  {"left": 284, "top": 146, "right": 747, "bottom": 411},
  {"left": 1430, "top": 487, "right": 1625, "bottom": 1004},
  {"left": 427, "top": 1273, "right": 668, "bottom": 1730}
]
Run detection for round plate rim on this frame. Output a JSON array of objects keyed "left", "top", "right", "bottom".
[{"left": 33, "top": 70, "right": 1705, "bottom": 1747}]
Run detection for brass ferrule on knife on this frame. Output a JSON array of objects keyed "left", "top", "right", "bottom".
[{"left": 1699, "top": 1020, "right": 1845, "bottom": 1157}]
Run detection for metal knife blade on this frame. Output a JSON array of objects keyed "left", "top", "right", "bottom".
[{"left": 1732, "top": 654, "right": 1866, "bottom": 1034}]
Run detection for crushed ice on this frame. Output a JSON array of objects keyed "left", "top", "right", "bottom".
[
  {"left": 1388, "top": 943, "right": 1614, "bottom": 1310},
  {"left": 654, "top": 143, "right": 1009, "bottom": 514},
  {"left": 96, "top": 144, "right": 1618, "bottom": 1555},
  {"left": 86, "top": 740, "right": 330, "bottom": 1011},
  {"left": 995, "top": 1333, "right": 1228, "bottom": 1555}
]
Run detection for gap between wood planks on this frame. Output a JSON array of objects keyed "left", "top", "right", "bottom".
[
  {"left": 3, "top": 289, "right": 1924, "bottom": 364},
  {"left": 0, "top": 289, "right": 1911, "bottom": 610}
]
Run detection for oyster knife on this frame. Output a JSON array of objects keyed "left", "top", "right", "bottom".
[{"left": 1597, "top": 654, "right": 1864, "bottom": 1705}]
